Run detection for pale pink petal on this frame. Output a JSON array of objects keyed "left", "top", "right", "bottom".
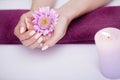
[{"left": 32, "top": 7, "right": 59, "bottom": 36}]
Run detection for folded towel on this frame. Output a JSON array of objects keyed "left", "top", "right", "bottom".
[{"left": 0, "top": 7, "right": 120, "bottom": 44}]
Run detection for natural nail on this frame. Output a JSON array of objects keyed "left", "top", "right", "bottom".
[
  {"left": 37, "top": 37, "right": 43, "bottom": 43},
  {"left": 41, "top": 46, "right": 48, "bottom": 51},
  {"left": 35, "top": 33, "right": 41, "bottom": 39},
  {"left": 20, "top": 27, "right": 25, "bottom": 34},
  {"left": 29, "top": 30, "right": 36, "bottom": 36}
]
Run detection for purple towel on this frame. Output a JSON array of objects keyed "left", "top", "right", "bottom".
[{"left": 0, "top": 7, "right": 120, "bottom": 44}]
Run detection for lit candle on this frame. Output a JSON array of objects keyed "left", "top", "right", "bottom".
[{"left": 95, "top": 27, "right": 120, "bottom": 79}]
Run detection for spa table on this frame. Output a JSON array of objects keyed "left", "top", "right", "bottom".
[{"left": 0, "top": 44, "right": 110, "bottom": 80}]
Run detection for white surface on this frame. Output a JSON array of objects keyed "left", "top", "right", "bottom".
[
  {"left": 107, "top": 0, "right": 120, "bottom": 6},
  {"left": 0, "top": 44, "right": 108, "bottom": 80},
  {"left": 0, "top": 0, "right": 120, "bottom": 10},
  {"left": 0, "top": 0, "right": 69, "bottom": 10},
  {"left": 0, "top": 0, "right": 120, "bottom": 80}
]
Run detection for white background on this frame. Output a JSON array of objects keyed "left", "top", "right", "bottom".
[{"left": 0, "top": 0, "right": 120, "bottom": 80}]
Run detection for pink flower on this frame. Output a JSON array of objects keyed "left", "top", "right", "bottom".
[{"left": 32, "top": 7, "right": 59, "bottom": 36}]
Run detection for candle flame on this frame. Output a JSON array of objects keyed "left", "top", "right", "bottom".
[{"left": 101, "top": 32, "right": 111, "bottom": 38}]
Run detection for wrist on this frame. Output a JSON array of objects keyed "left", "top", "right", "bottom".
[
  {"left": 31, "top": 0, "right": 56, "bottom": 11},
  {"left": 57, "top": 8, "right": 73, "bottom": 25}
]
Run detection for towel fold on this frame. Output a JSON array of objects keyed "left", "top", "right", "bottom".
[{"left": 0, "top": 7, "right": 120, "bottom": 44}]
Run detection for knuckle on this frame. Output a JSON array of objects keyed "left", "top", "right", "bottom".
[
  {"left": 20, "top": 14, "right": 27, "bottom": 19},
  {"left": 21, "top": 14, "right": 26, "bottom": 17}
]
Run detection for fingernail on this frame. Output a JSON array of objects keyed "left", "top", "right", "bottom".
[
  {"left": 29, "top": 30, "right": 36, "bottom": 36},
  {"left": 35, "top": 33, "right": 41, "bottom": 39},
  {"left": 41, "top": 46, "right": 49, "bottom": 51},
  {"left": 20, "top": 27, "right": 25, "bottom": 34},
  {"left": 37, "top": 37, "right": 43, "bottom": 43}
]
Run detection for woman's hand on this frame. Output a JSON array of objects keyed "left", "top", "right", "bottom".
[
  {"left": 14, "top": 0, "right": 111, "bottom": 51},
  {"left": 41, "top": 13, "right": 71, "bottom": 51},
  {"left": 14, "top": 0, "right": 58, "bottom": 49},
  {"left": 14, "top": 11, "right": 44, "bottom": 49},
  {"left": 41, "top": 0, "right": 111, "bottom": 51}
]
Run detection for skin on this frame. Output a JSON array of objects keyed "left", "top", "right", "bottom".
[
  {"left": 14, "top": 0, "right": 111, "bottom": 50},
  {"left": 14, "top": 0, "right": 56, "bottom": 49},
  {"left": 31, "top": 0, "right": 56, "bottom": 11}
]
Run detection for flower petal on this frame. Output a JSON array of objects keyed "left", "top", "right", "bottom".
[{"left": 32, "top": 7, "right": 59, "bottom": 36}]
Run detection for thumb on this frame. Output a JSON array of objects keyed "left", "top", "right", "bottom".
[
  {"left": 19, "top": 17, "right": 29, "bottom": 34},
  {"left": 25, "top": 17, "right": 34, "bottom": 30},
  {"left": 19, "top": 19, "right": 27, "bottom": 34}
]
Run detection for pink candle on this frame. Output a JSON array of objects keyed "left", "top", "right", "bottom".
[{"left": 95, "top": 27, "right": 120, "bottom": 79}]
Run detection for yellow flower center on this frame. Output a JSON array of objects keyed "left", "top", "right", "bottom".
[{"left": 40, "top": 18, "right": 50, "bottom": 28}]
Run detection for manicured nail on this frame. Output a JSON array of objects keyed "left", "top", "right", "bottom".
[
  {"left": 20, "top": 27, "right": 25, "bottom": 34},
  {"left": 41, "top": 46, "right": 49, "bottom": 51},
  {"left": 35, "top": 33, "right": 41, "bottom": 39},
  {"left": 29, "top": 30, "right": 36, "bottom": 36},
  {"left": 37, "top": 37, "right": 43, "bottom": 43}
]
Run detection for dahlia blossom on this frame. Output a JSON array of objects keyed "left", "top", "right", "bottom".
[{"left": 32, "top": 7, "right": 59, "bottom": 36}]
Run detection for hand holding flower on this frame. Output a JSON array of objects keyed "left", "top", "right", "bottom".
[
  {"left": 31, "top": 7, "right": 71, "bottom": 51},
  {"left": 14, "top": 0, "right": 111, "bottom": 50},
  {"left": 32, "top": 7, "right": 59, "bottom": 37},
  {"left": 14, "top": 11, "right": 44, "bottom": 49},
  {"left": 41, "top": 15, "right": 70, "bottom": 51}
]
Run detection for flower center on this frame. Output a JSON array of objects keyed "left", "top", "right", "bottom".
[{"left": 40, "top": 17, "right": 50, "bottom": 28}]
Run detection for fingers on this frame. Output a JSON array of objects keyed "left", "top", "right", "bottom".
[
  {"left": 41, "top": 33, "right": 63, "bottom": 51},
  {"left": 14, "top": 18, "right": 27, "bottom": 37},
  {"left": 18, "top": 14, "right": 35, "bottom": 40},
  {"left": 14, "top": 24, "right": 20, "bottom": 37},
  {"left": 15, "top": 11, "right": 69, "bottom": 51},
  {"left": 25, "top": 17, "right": 34, "bottom": 30},
  {"left": 14, "top": 15, "right": 30, "bottom": 37},
  {"left": 19, "top": 22, "right": 27, "bottom": 34},
  {"left": 21, "top": 33, "right": 41, "bottom": 47},
  {"left": 41, "top": 17, "right": 67, "bottom": 51},
  {"left": 20, "top": 12, "right": 33, "bottom": 31},
  {"left": 28, "top": 34, "right": 51, "bottom": 49},
  {"left": 19, "top": 30, "right": 36, "bottom": 41},
  {"left": 28, "top": 37, "right": 44, "bottom": 49},
  {"left": 14, "top": 11, "right": 46, "bottom": 49},
  {"left": 25, "top": 17, "right": 30, "bottom": 29}
]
